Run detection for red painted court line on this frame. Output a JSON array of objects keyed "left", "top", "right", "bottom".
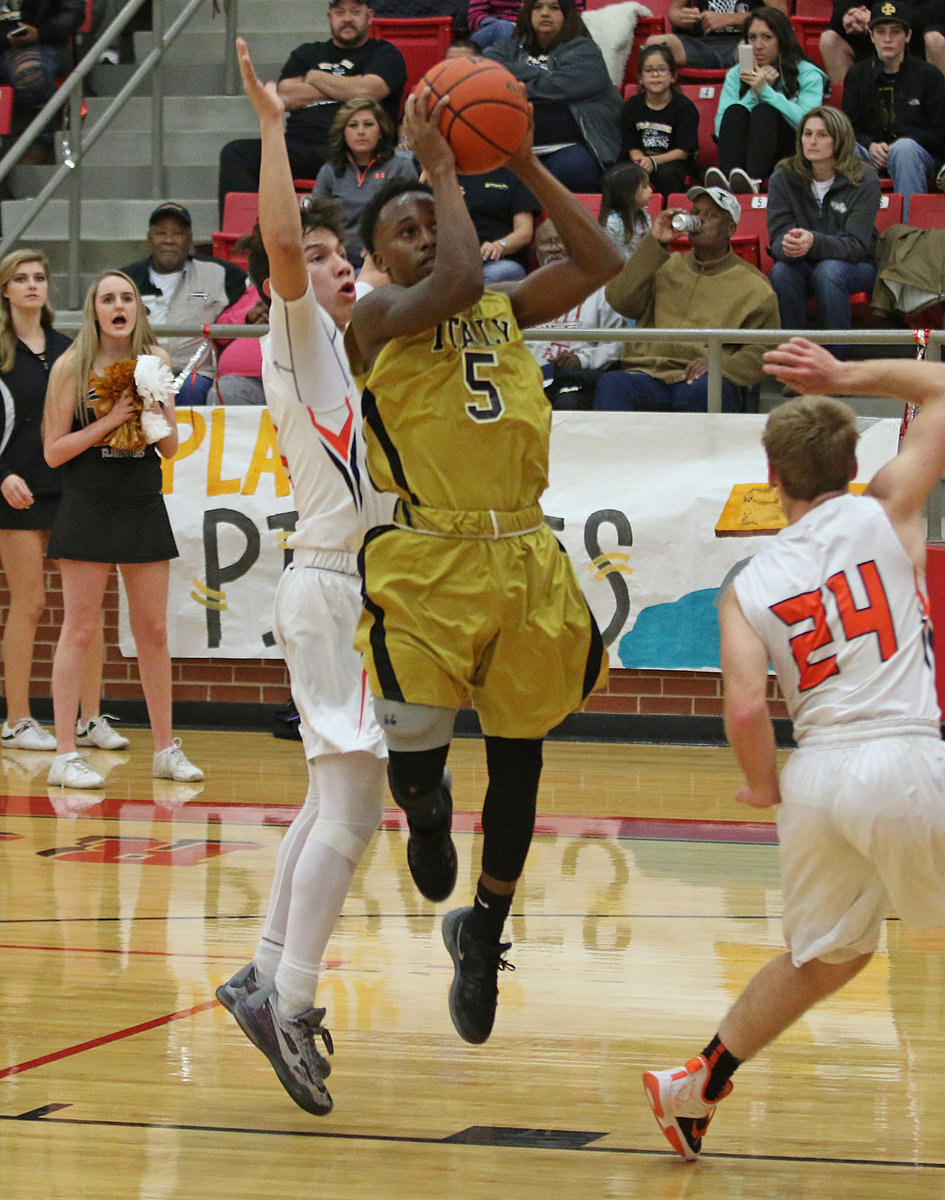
[
  {"left": 0, "top": 793, "right": 777, "bottom": 844},
  {"left": 0, "top": 999, "right": 219, "bottom": 1079}
]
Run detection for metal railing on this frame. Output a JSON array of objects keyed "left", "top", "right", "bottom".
[
  {"left": 46, "top": 319, "right": 945, "bottom": 537},
  {"left": 0, "top": 0, "right": 208, "bottom": 307}
]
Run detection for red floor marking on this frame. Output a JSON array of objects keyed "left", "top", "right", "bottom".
[
  {"left": 0, "top": 999, "right": 220, "bottom": 1079},
  {"left": 0, "top": 792, "right": 776, "bottom": 843}
]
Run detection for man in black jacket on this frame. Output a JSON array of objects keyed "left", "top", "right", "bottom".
[
  {"left": 841, "top": 1, "right": 945, "bottom": 217},
  {"left": 217, "top": 0, "right": 407, "bottom": 222}
]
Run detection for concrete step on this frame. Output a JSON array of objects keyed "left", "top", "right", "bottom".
[
  {"left": 87, "top": 58, "right": 284, "bottom": 96},
  {"left": 134, "top": 28, "right": 297, "bottom": 65},
  {"left": 10, "top": 162, "right": 218, "bottom": 200},
  {"left": 1, "top": 196, "right": 219, "bottom": 245},
  {"left": 83, "top": 94, "right": 257, "bottom": 133}
]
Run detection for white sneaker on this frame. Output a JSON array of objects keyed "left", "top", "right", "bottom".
[
  {"left": 153, "top": 738, "right": 204, "bottom": 782},
  {"left": 2, "top": 717, "right": 57, "bottom": 751},
  {"left": 76, "top": 714, "right": 130, "bottom": 751},
  {"left": 642, "top": 1055, "right": 733, "bottom": 1161},
  {"left": 47, "top": 751, "right": 105, "bottom": 789},
  {"left": 728, "top": 167, "right": 760, "bottom": 195},
  {"left": 703, "top": 166, "right": 729, "bottom": 191}
]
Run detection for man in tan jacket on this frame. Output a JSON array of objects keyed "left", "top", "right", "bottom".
[{"left": 597, "top": 186, "right": 780, "bottom": 412}]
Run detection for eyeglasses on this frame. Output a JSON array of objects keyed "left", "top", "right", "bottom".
[{"left": 642, "top": 66, "right": 671, "bottom": 76}]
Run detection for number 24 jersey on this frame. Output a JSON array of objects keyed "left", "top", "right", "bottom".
[{"left": 733, "top": 492, "right": 939, "bottom": 739}]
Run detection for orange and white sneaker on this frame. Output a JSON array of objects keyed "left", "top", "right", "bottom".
[{"left": 642, "top": 1056, "right": 733, "bottom": 1161}]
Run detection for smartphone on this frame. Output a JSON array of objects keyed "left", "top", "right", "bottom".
[{"left": 737, "top": 42, "right": 754, "bottom": 72}]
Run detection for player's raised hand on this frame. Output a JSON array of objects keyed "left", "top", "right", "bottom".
[
  {"left": 237, "top": 36, "right": 284, "bottom": 122},
  {"left": 763, "top": 337, "right": 844, "bottom": 394},
  {"left": 402, "top": 89, "right": 454, "bottom": 175}
]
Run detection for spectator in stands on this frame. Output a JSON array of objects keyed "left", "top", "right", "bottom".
[
  {"left": 842, "top": 2, "right": 945, "bottom": 219},
  {"left": 470, "top": 0, "right": 585, "bottom": 50},
  {"left": 1, "top": 0, "right": 85, "bottom": 164},
  {"left": 484, "top": 0, "right": 621, "bottom": 191},
  {"left": 457, "top": 164, "right": 540, "bottom": 282},
  {"left": 217, "top": 0, "right": 407, "bottom": 224},
  {"left": 599, "top": 161, "right": 653, "bottom": 257},
  {"left": 819, "top": 2, "right": 872, "bottom": 84},
  {"left": 619, "top": 42, "right": 699, "bottom": 200},
  {"left": 647, "top": 0, "right": 790, "bottom": 73},
  {"left": 706, "top": 7, "right": 826, "bottom": 195},
  {"left": 597, "top": 186, "right": 780, "bottom": 412},
  {"left": 215, "top": 282, "right": 267, "bottom": 405},
  {"left": 122, "top": 202, "right": 246, "bottom": 405},
  {"left": 526, "top": 218, "right": 629, "bottom": 409},
  {"left": 767, "top": 105, "right": 880, "bottom": 351},
  {"left": 312, "top": 96, "right": 418, "bottom": 268},
  {"left": 920, "top": 0, "right": 945, "bottom": 78}
]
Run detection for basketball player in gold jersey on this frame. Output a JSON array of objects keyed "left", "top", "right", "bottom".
[{"left": 345, "top": 93, "right": 622, "bottom": 1044}]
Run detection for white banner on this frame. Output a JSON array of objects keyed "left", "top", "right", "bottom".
[{"left": 118, "top": 407, "right": 900, "bottom": 670}]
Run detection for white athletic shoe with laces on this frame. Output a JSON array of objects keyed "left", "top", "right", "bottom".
[
  {"left": 153, "top": 738, "right": 204, "bottom": 782},
  {"left": 47, "top": 751, "right": 105, "bottom": 789},
  {"left": 642, "top": 1055, "right": 733, "bottom": 1161},
  {"left": 2, "top": 717, "right": 56, "bottom": 751},
  {"left": 76, "top": 714, "right": 130, "bottom": 751}
]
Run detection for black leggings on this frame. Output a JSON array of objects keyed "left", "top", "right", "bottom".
[
  {"left": 387, "top": 737, "right": 543, "bottom": 884},
  {"left": 717, "top": 102, "right": 797, "bottom": 182}
]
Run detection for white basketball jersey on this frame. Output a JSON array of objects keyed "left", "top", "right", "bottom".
[
  {"left": 262, "top": 282, "right": 392, "bottom": 554},
  {"left": 733, "top": 493, "right": 939, "bottom": 739}
]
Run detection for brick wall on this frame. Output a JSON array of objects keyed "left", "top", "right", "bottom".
[{"left": 6, "top": 565, "right": 789, "bottom": 728}]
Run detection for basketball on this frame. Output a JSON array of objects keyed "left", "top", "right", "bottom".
[{"left": 413, "top": 56, "right": 530, "bottom": 175}]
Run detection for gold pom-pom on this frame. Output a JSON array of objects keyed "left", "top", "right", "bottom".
[{"left": 89, "top": 359, "right": 146, "bottom": 451}]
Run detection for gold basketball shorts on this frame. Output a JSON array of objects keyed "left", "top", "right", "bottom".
[{"left": 355, "top": 503, "right": 606, "bottom": 740}]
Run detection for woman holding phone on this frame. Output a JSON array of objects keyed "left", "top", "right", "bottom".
[{"left": 707, "top": 7, "right": 826, "bottom": 194}]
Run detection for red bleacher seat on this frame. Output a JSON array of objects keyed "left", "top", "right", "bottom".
[
  {"left": 908, "top": 193, "right": 945, "bottom": 229},
  {"left": 791, "top": 15, "right": 828, "bottom": 69},
  {"left": 681, "top": 83, "right": 721, "bottom": 171},
  {"left": 369, "top": 16, "right": 453, "bottom": 105},
  {"left": 213, "top": 192, "right": 259, "bottom": 268},
  {"left": 876, "top": 192, "right": 904, "bottom": 230},
  {"left": 0, "top": 86, "right": 12, "bottom": 136}
]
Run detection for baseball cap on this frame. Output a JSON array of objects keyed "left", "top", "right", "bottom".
[
  {"left": 149, "top": 201, "right": 192, "bottom": 226},
  {"left": 686, "top": 186, "right": 741, "bottom": 224},
  {"left": 869, "top": 1, "right": 911, "bottom": 27}
]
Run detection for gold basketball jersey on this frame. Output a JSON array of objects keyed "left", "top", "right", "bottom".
[{"left": 354, "top": 290, "right": 549, "bottom": 513}]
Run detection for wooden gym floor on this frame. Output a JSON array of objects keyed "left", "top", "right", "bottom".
[{"left": 2, "top": 730, "right": 944, "bottom": 1199}]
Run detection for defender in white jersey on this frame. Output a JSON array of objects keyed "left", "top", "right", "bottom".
[
  {"left": 215, "top": 38, "right": 392, "bottom": 1118},
  {"left": 643, "top": 338, "right": 945, "bottom": 1162}
]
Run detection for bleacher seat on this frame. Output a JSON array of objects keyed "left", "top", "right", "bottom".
[
  {"left": 908, "top": 193, "right": 945, "bottom": 229},
  {"left": 0, "top": 86, "right": 12, "bottom": 137},
  {"left": 369, "top": 16, "right": 453, "bottom": 105},
  {"left": 876, "top": 192, "right": 904, "bottom": 230},
  {"left": 212, "top": 192, "right": 259, "bottom": 268},
  {"left": 681, "top": 83, "right": 721, "bottom": 172}
]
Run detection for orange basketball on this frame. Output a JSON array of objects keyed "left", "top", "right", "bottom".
[{"left": 414, "top": 55, "right": 530, "bottom": 175}]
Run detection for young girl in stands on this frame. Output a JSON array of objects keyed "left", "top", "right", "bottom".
[
  {"left": 708, "top": 6, "right": 826, "bottom": 195},
  {"left": 599, "top": 161, "right": 653, "bottom": 258},
  {"left": 619, "top": 42, "right": 699, "bottom": 200}
]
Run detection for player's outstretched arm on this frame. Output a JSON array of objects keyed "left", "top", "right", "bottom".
[
  {"left": 352, "top": 91, "right": 482, "bottom": 362},
  {"left": 501, "top": 130, "right": 622, "bottom": 328},
  {"left": 764, "top": 338, "right": 945, "bottom": 528},
  {"left": 237, "top": 37, "right": 307, "bottom": 302},
  {"left": 719, "top": 587, "right": 781, "bottom": 810}
]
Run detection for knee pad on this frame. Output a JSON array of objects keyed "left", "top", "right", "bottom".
[
  {"left": 373, "top": 698, "right": 456, "bottom": 753},
  {"left": 308, "top": 817, "right": 374, "bottom": 867}
]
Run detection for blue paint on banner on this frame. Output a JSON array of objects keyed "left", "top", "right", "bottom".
[{"left": 617, "top": 589, "right": 720, "bottom": 669}]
